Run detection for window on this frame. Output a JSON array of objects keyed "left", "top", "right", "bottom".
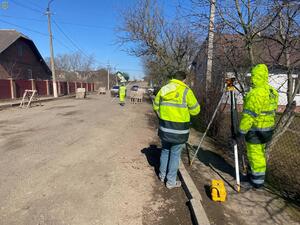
[{"left": 17, "top": 45, "right": 23, "bottom": 57}]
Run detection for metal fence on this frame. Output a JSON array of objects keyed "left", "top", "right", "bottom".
[
  {"left": 266, "top": 114, "right": 300, "bottom": 202},
  {"left": 192, "top": 75, "right": 300, "bottom": 204}
]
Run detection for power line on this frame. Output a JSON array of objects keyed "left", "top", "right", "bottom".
[
  {"left": 0, "top": 18, "right": 75, "bottom": 52},
  {"left": 52, "top": 20, "right": 91, "bottom": 57},
  {"left": 0, "top": 15, "right": 114, "bottom": 30},
  {"left": 56, "top": 21, "right": 114, "bottom": 30},
  {"left": 52, "top": 19, "right": 107, "bottom": 66},
  {"left": 53, "top": 37, "right": 75, "bottom": 52},
  {"left": 0, "top": 18, "right": 48, "bottom": 36},
  {"left": 0, "top": 14, "right": 46, "bottom": 23},
  {"left": 25, "top": 0, "right": 45, "bottom": 11},
  {"left": 10, "top": 0, "right": 43, "bottom": 14},
  {"left": 0, "top": 17, "right": 143, "bottom": 73}
]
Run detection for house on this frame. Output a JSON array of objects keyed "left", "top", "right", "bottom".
[
  {"left": 0, "top": 29, "right": 51, "bottom": 80},
  {"left": 191, "top": 33, "right": 300, "bottom": 111}
]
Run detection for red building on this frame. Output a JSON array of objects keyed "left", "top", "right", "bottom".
[{"left": 0, "top": 29, "right": 51, "bottom": 80}]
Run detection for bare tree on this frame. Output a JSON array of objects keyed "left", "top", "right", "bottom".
[
  {"left": 46, "top": 52, "right": 95, "bottom": 81},
  {"left": 190, "top": 0, "right": 282, "bottom": 92},
  {"left": 262, "top": 0, "right": 300, "bottom": 144},
  {"left": 118, "top": 0, "right": 199, "bottom": 82}
]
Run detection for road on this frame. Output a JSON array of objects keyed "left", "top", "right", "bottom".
[{"left": 0, "top": 94, "right": 191, "bottom": 225}]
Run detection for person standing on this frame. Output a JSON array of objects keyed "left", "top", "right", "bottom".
[
  {"left": 153, "top": 71, "right": 200, "bottom": 189},
  {"left": 119, "top": 83, "right": 126, "bottom": 106},
  {"left": 239, "top": 64, "right": 278, "bottom": 188}
]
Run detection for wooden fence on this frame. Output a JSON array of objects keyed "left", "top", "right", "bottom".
[{"left": 0, "top": 79, "right": 95, "bottom": 100}]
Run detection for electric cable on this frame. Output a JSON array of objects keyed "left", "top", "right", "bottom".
[
  {"left": 10, "top": 0, "right": 44, "bottom": 14},
  {"left": 0, "top": 18, "right": 48, "bottom": 36},
  {"left": 52, "top": 19, "right": 107, "bottom": 67},
  {"left": 0, "top": 18, "right": 76, "bottom": 52},
  {"left": 0, "top": 15, "right": 46, "bottom": 23}
]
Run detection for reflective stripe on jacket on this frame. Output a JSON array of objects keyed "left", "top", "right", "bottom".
[
  {"left": 153, "top": 79, "right": 200, "bottom": 144},
  {"left": 239, "top": 64, "right": 279, "bottom": 144}
]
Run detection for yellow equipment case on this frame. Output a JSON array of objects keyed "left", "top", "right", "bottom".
[{"left": 211, "top": 179, "right": 227, "bottom": 202}]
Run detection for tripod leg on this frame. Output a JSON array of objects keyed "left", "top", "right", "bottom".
[{"left": 190, "top": 88, "right": 227, "bottom": 166}]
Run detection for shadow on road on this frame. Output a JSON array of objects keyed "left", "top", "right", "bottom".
[
  {"left": 192, "top": 147, "right": 249, "bottom": 183},
  {"left": 141, "top": 144, "right": 161, "bottom": 177}
]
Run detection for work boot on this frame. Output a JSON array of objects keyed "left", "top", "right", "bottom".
[{"left": 166, "top": 181, "right": 182, "bottom": 189}]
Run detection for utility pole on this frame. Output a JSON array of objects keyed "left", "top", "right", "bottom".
[
  {"left": 107, "top": 63, "right": 110, "bottom": 91},
  {"left": 206, "top": 0, "right": 216, "bottom": 92},
  {"left": 46, "top": 0, "right": 58, "bottom": 98}
]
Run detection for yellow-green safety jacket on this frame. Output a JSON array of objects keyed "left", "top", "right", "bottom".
[
  {"left": 119, "top": 86, "right": 126, "bottom": 97},
  {"left": 153, "top": 79, "right": 200, "bottom": 144},
  {"left": 239, "top": 64, "right": 279, "bottom": 144}
]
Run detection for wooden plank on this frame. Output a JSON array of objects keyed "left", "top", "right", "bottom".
[
  {"left": 190, "top": 199, "right": 210, "bottom": 225},
  {"left": 179, "top": 161, "right": 210, "bottom": 225},
  {"left": 179, "top": 161, "right": 203, "bottom": 201}
]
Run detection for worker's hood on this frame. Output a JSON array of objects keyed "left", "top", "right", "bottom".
[
  {"left": 160, "top": 79, "right": 187, "bottom": 101},
  {"left": 251, "top": 64, "right": 269, "bottom": 87}
]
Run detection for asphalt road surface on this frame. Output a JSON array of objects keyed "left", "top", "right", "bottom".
[{"left": 0, "top": 94, "right": 192, "bottom": 225}]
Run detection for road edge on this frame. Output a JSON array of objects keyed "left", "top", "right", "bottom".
[
  {"left": 179, "top": 161, "right": 211, "bottom": 225},
  {"left": 0, "top": 94, "right": 79, "bottom": 110}
]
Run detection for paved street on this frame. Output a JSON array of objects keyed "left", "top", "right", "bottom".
[{"left": 0, "top": 94, "right": 191, "bottom": 225}]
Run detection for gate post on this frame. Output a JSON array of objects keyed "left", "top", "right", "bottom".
[
  {"left": 67, "top": 81, "right": 70, "bottom": 95},
  {"left": 30, "top": 79, "right": 36, "bottom": 90},
  {"left": 9, "top": 78, "right": 16, "bottom": 99},
  {"left": 45, "top": 80, "right": 50, "bottom": 95}
]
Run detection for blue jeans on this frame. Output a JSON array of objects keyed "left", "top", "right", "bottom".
[{"left": 159, "top": 141, "right": 184, "bottom": 186}]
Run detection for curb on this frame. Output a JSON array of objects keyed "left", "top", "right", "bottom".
[{"left": 179, "top": 161, "right": 210, "bottom": 225}]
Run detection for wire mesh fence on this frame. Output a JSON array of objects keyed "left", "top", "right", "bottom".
[
  {"left": 192, "top": 77, "right": 300, "bottom": 204},
  {"left": 266, "top": 114, "right": 300, "bottom": 202}
]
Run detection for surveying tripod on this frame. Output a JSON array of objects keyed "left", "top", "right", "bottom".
[{"left": 189, "top": 78, "right": 246, "bottom": 192}]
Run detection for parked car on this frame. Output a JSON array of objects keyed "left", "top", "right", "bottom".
[
  {"left": 147, "top": 87, "right": 154, "bottom": 94},
  {"left": 147, "top": 86, "right": 160, "bottom": 96},
  {"left": 110, "top": 85, "right": 119, "bottom": 97},
  {"left": 131, "top": 85, "right": 139, "bottom": 91}
]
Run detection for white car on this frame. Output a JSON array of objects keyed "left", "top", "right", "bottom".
[
  {"left": 110, "top": 85, "right": 119, "bottom": 97},
  {"left": 147, "top": 87, "right": 154, "bottom": 94}
]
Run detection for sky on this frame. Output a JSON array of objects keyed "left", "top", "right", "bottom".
[{"left": 0, "top": 0, "right": 190, "bottom": 79}]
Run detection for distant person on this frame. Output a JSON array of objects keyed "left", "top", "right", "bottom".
[
  {"left": 239, "top": 64, "right": 278, "bottom": 188},
  {"left": 119, "top": 83, "right": 126, "bottom": 106},
  {"left": 153, "top": 71, "right": 200, "bottom": 189}
]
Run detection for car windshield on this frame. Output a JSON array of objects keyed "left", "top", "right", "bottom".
[
  {"left": 131, "top": 86, "right": 139, "bottom": 90},
  {"left": 113, "top": 86, "right": 119, "bottom": 89}
]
